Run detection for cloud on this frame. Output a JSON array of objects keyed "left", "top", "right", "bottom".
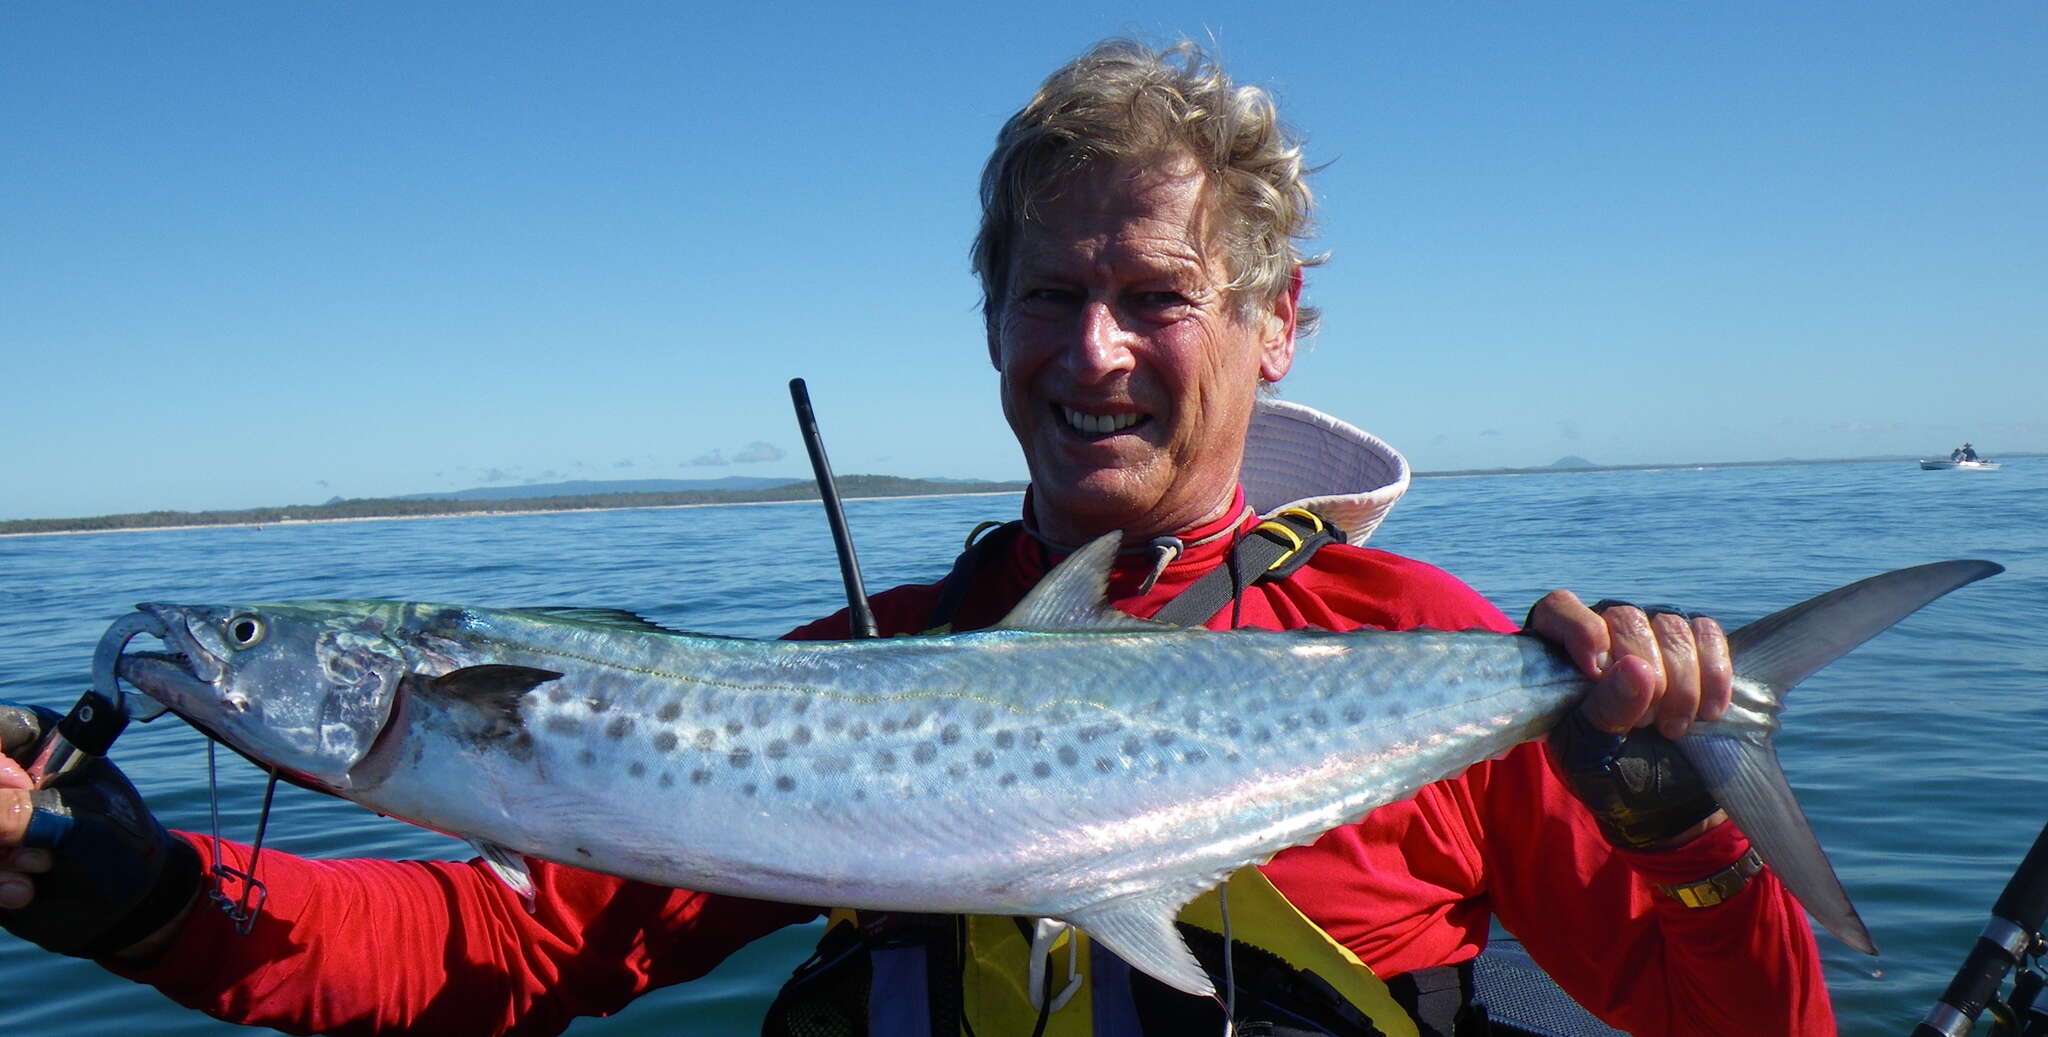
[
  {"left": 613, "top": 459, "right": 635, "bottom": 469},
  {"left": 688, "top": 450, "right": 729, "bottom": 467},
  {"left": 733, "top": 441, "right": 785, "bottom": 464},
  {"left": 1479, "top": 428, "right": 1502, "bottom": 438},
  {"left": 480, "top": 467, "right": 516, "bottom": 483},
  {"left": 316, "top": 479, "right": 330, "bottom": 488}
]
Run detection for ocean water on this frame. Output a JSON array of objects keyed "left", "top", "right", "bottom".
[{"left": 0, "top": 463, "right": 2042, "bottom": 1036}]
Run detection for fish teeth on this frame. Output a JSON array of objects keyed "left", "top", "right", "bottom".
[{"left": 1062, "top": 406, "right": 1142, "bottom": 435}]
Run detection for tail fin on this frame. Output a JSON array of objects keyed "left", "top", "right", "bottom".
[{"left": 1678, "top": 560, "right": 2002, "bottom": 955}]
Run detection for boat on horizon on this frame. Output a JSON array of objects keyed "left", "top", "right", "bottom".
[{"left": 1919, "top": 458, "right": 2001, "bottom": 471}]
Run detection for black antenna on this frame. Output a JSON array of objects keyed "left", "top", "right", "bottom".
[{"left": 789, "top": 378, "right": 878, "bottom": 639}]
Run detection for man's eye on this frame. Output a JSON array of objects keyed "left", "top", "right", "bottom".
[{"left": 1133, "top": 292, "right": 1191, "bottom": 314}]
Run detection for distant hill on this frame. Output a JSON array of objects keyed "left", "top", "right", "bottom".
[
  {"left": 394, "top": 476, "right": 802, "bottom": 503},
  {"left": 1548, "top": 456, "right": 1597, "bottom": 469}
]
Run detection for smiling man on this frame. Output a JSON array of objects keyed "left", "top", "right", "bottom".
[{"left": 0, "top": 39, "right": 1831, "bottom": 1037}]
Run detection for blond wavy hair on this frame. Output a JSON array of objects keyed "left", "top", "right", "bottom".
[{"left": 972, "top": 39, "right": 1323, "bottom": 338}]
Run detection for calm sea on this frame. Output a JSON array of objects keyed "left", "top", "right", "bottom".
[{"left": 1, "top": 463, "right": 2043, "bottom": 1036}]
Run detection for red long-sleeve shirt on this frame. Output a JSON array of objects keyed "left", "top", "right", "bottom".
[{"left": 115, "top": 499, "right": 1833, "bottom": 1035}]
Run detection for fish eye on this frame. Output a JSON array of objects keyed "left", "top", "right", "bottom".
[{"left": 224, "top": 615, "right": 267, "bottom": 650}]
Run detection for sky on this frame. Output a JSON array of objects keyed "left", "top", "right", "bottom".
[{"left": 4, "top": 2, "right": 2043, "bottom": 520}]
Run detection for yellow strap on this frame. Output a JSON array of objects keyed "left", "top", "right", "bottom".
[{"left": 1178, "top": 868, "right": 1420, "bottom": 1037}]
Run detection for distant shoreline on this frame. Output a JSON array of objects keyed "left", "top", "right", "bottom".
[
  {"left": 0, "top": 491, "right": 1036, "bottom": 540},
  {"left": 7, "top": 452, "right": 2035, "bottom": 538}
]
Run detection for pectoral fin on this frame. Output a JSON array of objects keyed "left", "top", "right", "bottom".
[{"left": 468, "top": 838, "right": 537, "bottom": 910}]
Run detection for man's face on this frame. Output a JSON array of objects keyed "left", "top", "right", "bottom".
[{"left": 990, "top": 162, "right": 1296, "bottom": 545}]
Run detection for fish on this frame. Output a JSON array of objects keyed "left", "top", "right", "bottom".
[{"left": 110, "top": 533, "right": 2000, "bottom": 999}]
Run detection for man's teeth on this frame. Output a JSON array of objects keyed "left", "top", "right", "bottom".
[{"left": 1062, "top": 407, "right": 1142, "bottom": 435}]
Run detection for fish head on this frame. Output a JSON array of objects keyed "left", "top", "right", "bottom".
[{"left": 117, "top": 601, "right": 407, "bottom": 791}]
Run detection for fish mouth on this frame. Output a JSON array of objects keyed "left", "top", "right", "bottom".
[{"left": 109, "top": 605, "right": 224, "bottom": 720}]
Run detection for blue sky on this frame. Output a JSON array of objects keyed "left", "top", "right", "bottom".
[{"left": 5, "top": 3, "right": 2043, "bottom": 520}]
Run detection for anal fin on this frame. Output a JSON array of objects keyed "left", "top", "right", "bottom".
[{"left": 1064, "top": 886, "right": 1216, "bottom": 999}]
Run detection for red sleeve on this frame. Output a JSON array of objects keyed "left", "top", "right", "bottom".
[
  {"left": 111, "top": 835, "right": 818, "bottom": 1036},
  {"left": 1246, "top": 546, "right": 1835, "bottom": 1036}
]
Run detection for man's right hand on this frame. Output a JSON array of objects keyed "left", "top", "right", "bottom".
[{"left": 0, "top": 701, "right": 203, "bottom": 960}]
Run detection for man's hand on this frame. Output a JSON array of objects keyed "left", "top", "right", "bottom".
[
  {"left": 1525, "top": 592, "right": 1734, "bottom": 849},
  {"left": 0, "top": 701, "right": 202, "bottom": 960}
]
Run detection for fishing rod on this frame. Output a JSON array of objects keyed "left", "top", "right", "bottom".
[
  {"left": 789, "top": 377, "right": 878, "bottom": 639},
  {"left": 1913, "top": 816, "right": 2048, "bottom": 1036}
]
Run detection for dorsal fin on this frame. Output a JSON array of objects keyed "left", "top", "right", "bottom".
[
  {"left": 512, "top": 607, "right": 690, "bottom": 635},
  {"left": 993, "top": 531, "right": 1166, "bottom": 633}
]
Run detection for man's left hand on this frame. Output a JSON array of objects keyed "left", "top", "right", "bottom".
[{"left": 1525, "top": 591, "right": 1734, "bottom": 848}]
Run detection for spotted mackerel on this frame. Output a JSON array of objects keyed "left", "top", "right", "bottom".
[{"left": 112, "top": 534, "right": 2000, "bottom": 997}]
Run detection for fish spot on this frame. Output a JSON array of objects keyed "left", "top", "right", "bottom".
[
  {"left": 876, "top": 750, "right": 896, "bottom": 770},
  {"left": 1182, "top": 708, "right": 1203, "bottom": 728},
  {"left": 628, "top": 761, "right": 646, "bottom": 778},
  {"left": 947, "top": 763, "right": 966, "bottom": 778},
  {"left": 1152, "top": 731, "right": 1175, "bottom": 747},
  {"left": 790, "top": 698, "right": 811, "bottom": 717},
  {"left": 999, "top": 772, "right": 1018, "bottom": 787},
  {"left": 1032, "top": 761, "right": 1051, "bottom": 778},
  {"left": 766, "top": 739, "right": 789, "bottom": 760},
  {"left": 1183, "top": 749, "right": 1208, "bottom": 765},
  {"left": 904, "top": 709, "right": 925, "bottom": 729},
  {"left": 545, "top": 716, "right": 580, "bottom": 736},
  {"left": 653, "top": 731, "right": 678, "bottom": 753},
  {"left": 852, "top": 789, "right": 867, "bottom": 802},
  {"left": 940, "top": 724, "right": 961, "bottom": 746},
  {"left": 656, "top": 702, "right": 681, "bottom": 722},
  {"left": 1095, "top": 757, "right": 1114, "bottom": 772},
  {"left": 694, "top": 729, "right": 717, "bottom": 750},
  {"left": 1222, "top": 718, "right": 1243, "bottom": 737},
  {"left": 1308, "top": 709, "right": 1329, "bottom": 729},
  {"left": 973, "top": 749, "right": 995, "bottom": 769},
  {"left": 849, "top": 721, "right": 870, "bottom": 740},
  {"left": 775, "top": 776, "right": 796, "bottom": 793},
  {"left": 725, "top": 720, "right": 745, "bottom": 736},
  {"left": 824, "top": 715, "right": 845, "bottom": 734},
  {"left": 577, "top": 749, "right": 596, "bottom": 766},
  {"left": 994, "top": 730, "right": 1015, "bottom": 749},
  {"left": 1122, "top": 737, "right": 1144, "bottom": 756},
  {"left": 1281, "top": 714, "right": 1302, "bottom": 732},
  {"left": 742, "top": 783, "right": 757, "bottom": 797},
  {"left": 1078, "top": 725, "right": 1101, "bottom": 743},
  {"left": 792, "top": 725, "right": 813, "bottom": 746},
  {"left": 1057, "top": 745, "right": 1078, "bottom": 767},
  {"left": 587, "top": 698, "right": 610, "bottom": 713},
  {"left": 509, "top": 732, "right": 535, "bottom": 758},
  {"left": 729, "top": 748, "right": 753, "bottom": 768},
  {"left": 1225, "top": 752, "right": 1242, "bottom": 763},
  {"left": 1024, "top": 729, "right": 1044, "bottom": 749},
  {"left": 1342, "top": 706, "right": 1365, "bottom": 724},
  {"left": 881, "top": 718, "right": 899, "bottom": 734},
  {"left": 606, "top": 716, "right": 635, "bottom": 740},
  {"left": 972, "top": 708, "right": 995, "bottom": 729},
  {"left": 1253, "top": 726, "right": 1274, "bottom": 744},
  {"left": 750, "top": 702, "right": 774, "bottom": 726},
  {"left": 547, "top": 687, "right": 570, "bottom": 704},
  {"left": 912, "top": 743, "right": 937, "bottom": 765},
  {"left": 659, "top": 772, "right": 674, "bottom": 787},
  {"left": 690, "top": 769, "right": 712, "bottom": 785}
]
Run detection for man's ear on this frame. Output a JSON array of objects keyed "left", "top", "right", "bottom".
[{"left": 1258, "top": 267, "right": 1303, "bottom": 384}]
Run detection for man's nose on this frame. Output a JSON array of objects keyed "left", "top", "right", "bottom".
[{"left": 1070, "top": 301, "right": 1137, "bottom": 380}]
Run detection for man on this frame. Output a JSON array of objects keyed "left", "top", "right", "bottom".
[{"left": 1, "top": 40, "right": 1829, "bottom": 1035}]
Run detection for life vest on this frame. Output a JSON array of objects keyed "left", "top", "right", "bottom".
[{"left": 760, "top": 512, "right": 1479, "bottom": 1036}]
